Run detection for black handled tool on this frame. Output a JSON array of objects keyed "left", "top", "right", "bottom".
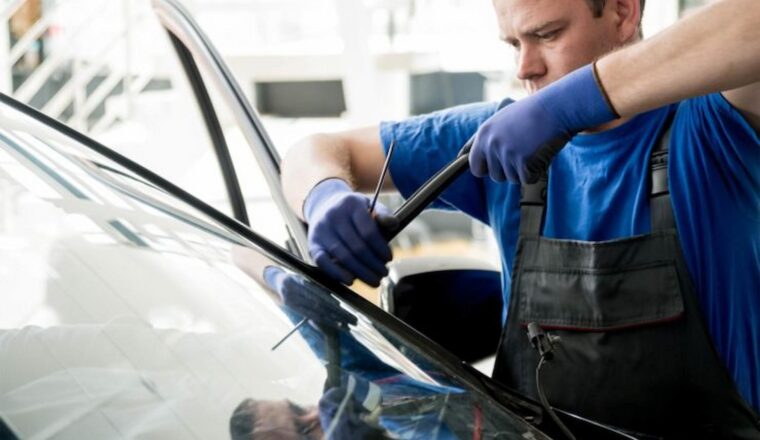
[{"left": 378, "top": 138, "right": 474, "bottom": 241}]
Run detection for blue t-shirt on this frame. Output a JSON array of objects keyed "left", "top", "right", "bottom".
[{"left": 379, "top": 93, "right": 760, "bottom": 412}]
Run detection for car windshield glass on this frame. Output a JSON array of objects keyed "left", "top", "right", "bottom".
[{"left": 0, "top": 101, "right": 546, "bottom": 439}]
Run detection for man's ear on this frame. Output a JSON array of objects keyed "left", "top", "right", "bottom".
[{"left": 611, "top": 0, "right": 642, "bottom": 43}]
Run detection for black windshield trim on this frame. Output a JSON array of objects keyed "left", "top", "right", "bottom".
[
  {"left": 0, "top": 415, "right": 19, "bottom": 440},
  {"left": 167, "top": 31, "right": 250, "bottom": 225}
]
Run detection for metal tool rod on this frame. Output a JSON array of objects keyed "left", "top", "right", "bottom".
[
  {"left": 271, "top": 318, "right": 307, "bottom": 351},
  {"left": 369, "top": 139, "right": 396, "bottom": 214}
]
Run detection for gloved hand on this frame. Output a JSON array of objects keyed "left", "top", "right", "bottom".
[
  {"left": 319, "top": 385, "right": 388, "bottom": 440},
  {"left": 470, "top": 63, "right": 619, "bottom": 184},
  {"left": 264, "top": 266, "right": 358, "bottom": 330},
  {"left": 304, "top": 178, "right": 393, "bottom": 287}
]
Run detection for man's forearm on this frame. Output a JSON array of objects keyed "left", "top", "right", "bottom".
[
  {"left": 282, "top": 134, "right": 355, "bottom": 221},
  {"left": 597, "top": 0, "right": 760, "bottom": 117},
  {"left": 282, "top": 126, "right": 391, "bottom": 221}
]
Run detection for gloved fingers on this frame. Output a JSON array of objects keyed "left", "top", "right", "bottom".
[
  {"left": 525, "top": 136, "right": 567, "bottom": 182},
  {"left": 280, "top": 275, "right": 325, "bottom": 308},
  {"left": 504, "top": 161, "right": 520, "bottom": 184},
  {"left": 351, "top": 208, "right": 392, "bottom": 267},
  {"left": 306, "top": 195, "right": 385, "bottom": 286},
  {"left": 468, "top": 134, "right": 488, "bottom": 178},
  {"left": 485, "top": 147, "right": 507, "bottom": 182},
  {"left": 312, "top": 247, "right": 355, "bottom": 285},
  {"left": 516, "top": 159, "right": 533, "bottom": 184},
  {"left": 334, "top": 214, "right": 388, "bottom": 277},
  {"left": 327, "top": 240, "right": 382, "bottom": 287},
  {"left": 340, "top": 236, "right": 387, "bottom": 284},
  {"left": 319, "top": 211, "right": 382, "bottom": 286}
]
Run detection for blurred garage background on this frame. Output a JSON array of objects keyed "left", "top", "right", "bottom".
[{"left": 0, "top": 0, "right": 707, "bottom": 300}]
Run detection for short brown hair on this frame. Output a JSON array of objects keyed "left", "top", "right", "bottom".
[{"left": 585, "top": 0, "right": 646, "bottom": 18}]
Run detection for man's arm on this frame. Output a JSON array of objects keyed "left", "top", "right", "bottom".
[
  {"left": 470, "top": 0, "right": 760, "bottom": 183},
  {"left": 598, "top": 0, "right": 760, "bottom": 129},
  {"left": 281, "top": 126, "right": 395, "bottom": 221}
]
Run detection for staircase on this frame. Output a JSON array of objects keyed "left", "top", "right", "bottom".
[{"left": 1, "top": 0, "right": 161, "bottom": 134}]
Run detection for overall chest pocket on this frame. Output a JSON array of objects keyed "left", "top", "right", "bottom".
[
  {"left": 506, "top": 251, "right": 690, "bottom": 432},
  {"left": 517, "top": 261, "right": 685, "bottom": 331}
]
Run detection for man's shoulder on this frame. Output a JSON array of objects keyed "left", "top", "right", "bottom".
[
  {"left": 673, "top": 93, "right": 759, "bottom": 134},
  {"left": 668, "top": 93, "right": 760, "bottom": 160},
  {"left": 381, "top": 100, "right": 510, "bottom": 163},
  {"left": 383, "top": 99, "right": 510, "bottom": 132}
]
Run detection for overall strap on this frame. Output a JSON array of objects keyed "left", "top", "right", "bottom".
[
  {"left": 650, "top": 111, "right": 676, "bottom": 232},
  {"left": 518, "top": 172, "right": 548, "bottom": 238}
]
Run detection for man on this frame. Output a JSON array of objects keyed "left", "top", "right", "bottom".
[{"left": 282, "top": 0, "right": 760, "bottom": 435}]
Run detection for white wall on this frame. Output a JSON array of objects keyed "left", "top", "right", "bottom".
[{"left": 642, "top": 0, "right": 680, "bottom": 38}]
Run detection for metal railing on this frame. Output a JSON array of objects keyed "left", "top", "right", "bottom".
[{"left": 1, "top": 0, "right": 155, "bottom": 132}]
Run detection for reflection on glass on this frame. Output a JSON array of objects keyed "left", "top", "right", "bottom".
[
  {"left": 0, "top": 103, "right": 543, "bottom": 439},
  {"left": 231, "top": 248, "right": 536, "bottom": 439},
  {"left": 0, "top": 114, "right": 329, "bottom": 438}
]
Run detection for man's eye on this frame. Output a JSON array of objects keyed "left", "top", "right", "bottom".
[{"left": 538, "top": 30, "right": 560, "bottom": 41}]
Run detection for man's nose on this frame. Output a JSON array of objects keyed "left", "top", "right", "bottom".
[{"left": 516, "top": 44, "right": 547, "bottom": 82}]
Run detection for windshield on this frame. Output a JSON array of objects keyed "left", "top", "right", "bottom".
[{"left": 0, "top": 100, "right": 547, "bottom": 439}]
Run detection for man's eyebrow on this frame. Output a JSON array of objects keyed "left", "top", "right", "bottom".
[
  {"left": 500, "top": 33, "right": 518, "bottom": 45},
  {"left": 522, "top": 19, "right": 567, "bottom": 36},
  {"left": 500, "top": 19, "right": 567, "bottom": 45}
]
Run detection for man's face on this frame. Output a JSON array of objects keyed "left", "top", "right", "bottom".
[
  {"left": 494, "top": 0, "right": 622, "bottom": 93},
  {"left": 233, "top": 399, "right": 322, "bottom": 440}
]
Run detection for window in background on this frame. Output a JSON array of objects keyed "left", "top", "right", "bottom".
[{"left": 679, "top": 0, "right": 708, "bottom": 15}]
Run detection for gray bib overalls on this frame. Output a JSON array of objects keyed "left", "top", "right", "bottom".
[{"left": 492, "top": 113, "right": 760, "bottom": 438}]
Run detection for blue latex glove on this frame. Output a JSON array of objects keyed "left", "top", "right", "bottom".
[
  {"left": 304, "top": 178, "right": 393, "bottom": 287},
  {"left": 470, "top": 63, "right": 618, "bottom": 183},
  {"left": 264, "top": 266, "right": 358, "bottom": 330}
]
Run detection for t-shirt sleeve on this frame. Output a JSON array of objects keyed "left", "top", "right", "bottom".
[
  {"left": 675, "top": 93, "right": 760, "bottom": 221},
  {"left": 379, "top": 99, "right": 512, "bottom": 225}
]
